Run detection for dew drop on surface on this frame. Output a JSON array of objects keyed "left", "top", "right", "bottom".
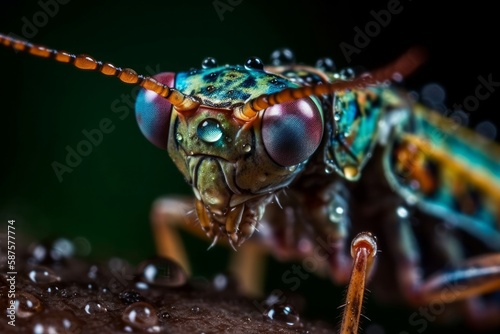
[
  {"left": 84, "top": 301, "right": 107, "bottom": 315},
  {"left": 135, "top": 281, "right": 149, "bottom": 290},
  {"left": 176, "top": 133, "right": 183, "bottom": 142},
  {"left": 51, "top": 238, "right": 74, "bottom": 260},
  {"left": 213, "top": 273, "right": 228, "bottom": 291},
  {"left": 137, "top": 257, "right": 187, "bottom": 287},
  {"left": 119, "top": 290, "right": 145, "bottom": 304},
  {"left": 87, "top": 264, "right": 99, "bottom": 280},
  {"left": 324, "top": 165, "right": 334, "bottom": 174},
  {"left": 73, "top": 236, "right": 92, "bottom": 256},
  {"left": 14, "top": 291, "right": 43, "bottom": 318},
  {"left": 28, "top": 266, "right": 61, "bottom": 284},
  {"left": 31, "top": 310, "right": 81, "bottom": 334},
  {"left": 263, "top": 304, "right": 300, "bottom": 327},
  {"left": 242, "top": 144, "right": 251, "bottom": 153},
  {"left": 122, "top": 301, "right": 159, "bottom": 329}
]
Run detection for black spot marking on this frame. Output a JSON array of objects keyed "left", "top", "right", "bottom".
[{"left": 241, "top": 76, "right": 256, "bottom": 88}]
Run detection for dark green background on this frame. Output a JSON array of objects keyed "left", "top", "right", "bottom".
[{"left": 1, "top": 0, "right": 499, "bottom": 333}]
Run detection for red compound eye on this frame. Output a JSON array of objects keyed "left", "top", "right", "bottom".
[
  {"left": 135, "top": 72, "right": 176, "bottom": 150},
  {"left": 261, "top": 98, "right": 323, "bottom": 166}
]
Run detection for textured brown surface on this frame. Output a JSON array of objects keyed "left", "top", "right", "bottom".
[{"left": 0, "top": 234, "right": 336, "bottom": 334}]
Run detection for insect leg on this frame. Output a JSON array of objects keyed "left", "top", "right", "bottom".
[
  {"left": 386, "top": 205, "right": 500, "bottom": 327},
  {"left": 150, "top": 197, "right": 202, "bottom": 276},
  {"left": 340, "top": 232, "right": 378, "bottom": 334}
]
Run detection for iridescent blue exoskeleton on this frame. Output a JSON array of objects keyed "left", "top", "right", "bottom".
[{"left": 2, "top": 34, "right": 500, "bottom": 333}]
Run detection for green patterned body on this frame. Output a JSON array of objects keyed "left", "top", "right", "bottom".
[
  {"left": 382, "top": 103, "right": 500, "bottom": 246},
  {"left": 175, "top": 65, "right": 297, "bottom": 108},
  {"left": 174, "top": 63, "right": 500, "bottom": 246}
]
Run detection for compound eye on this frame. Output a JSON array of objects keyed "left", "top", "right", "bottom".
[
  {"left": 262, "top": 98, "right": 323, "bottom": 166},
  {"left": 135, "top": 72, "right": 175, "bottom": 150}
]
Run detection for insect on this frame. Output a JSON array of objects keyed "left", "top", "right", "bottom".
[{"left": 2, "top": 33, "right": 500, "bottom": 334}]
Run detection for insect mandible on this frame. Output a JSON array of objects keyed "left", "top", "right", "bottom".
[{"left": 2, "top": 33, "right": 500, "bottom": 334}]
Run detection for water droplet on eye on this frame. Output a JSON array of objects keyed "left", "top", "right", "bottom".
[
  {"left": 197, "top": 118, "right": 223, "bottom": 143},
  {"left": 28, "top": 266, "right": 61, "bottom": 284},
  {"left": 263, "top": 304, "right": 300, "bottom": 327},
  {"left": 122, "top": 301, "right": 159, "bottom": 331},
  {"left": 176, "top": 133, "right": 183, "bottom": 142},
  {"left": 242, "top": 144, "right": 251, "bottom": 153},
  {"left": 84, "top": 301, "right": 107, "bottom": 315},
  {"left": 137, "top": 257, "right": 187, "bottom": 287},
  {"left": 14, "top": 291, "right": 43, "bottom": 318},
  {"left": 31, "top": 310, "right": 81, "bottom": 334}
]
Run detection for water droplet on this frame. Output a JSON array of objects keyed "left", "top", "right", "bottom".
[
  {"left": 122, "top": 301, "right": 159, "bottom": 330},
  {"left": 197, "top": 119, "right": 223, "bottom": 143},
  {"left": 87, "top": 265, "right": 99, "bottom": 280},
  {"left": 51, "top": 238, "right": 74, "bottom": 260},
  {"left": 160, "top": 311, "right": 171, "bottom": 320},
  {"left": 328, "top": 195, "right": 347, "bottom": 224},
  {"left": 325, "top": 165, "right": 334, "bottom": 174},
  {"left": 31, "top": 310, "right": 81, "bottom": 334},
  {"left": 84, "top": 301, "right": 107, "bottom": 315},
  {"left": 421, "top": 83, "right": 446, "bottom": 106},
  {"left": 135, "top": 281, "right": 149, "bottom": 290},
  {"left": 46, "top": 285, "right": 60, "bottom": 294},
  {"left": 191, "top": 306, "right": 200, "bottom": 313},
  {"left": 206, "top": 85, "right": 215, "bottom": 92},
  {"left": 137, "top": 257, "right": 187, "bottom": 287},
  {"left": 14, "top": 291, "right": 43, "bottom": 318},
  {"left": 449, "top": 110, "right": 469, "bottom": 126},
  {"left": 201, "top": 57, "right": 218, "bottom": 69},
  {"left": 396, "top": 206, "right": 409, "bottom": 219},
  {"left": 316, "top": 57, "right": 336, "bottom": 72},
  {"left": 242, "top": 144, "right": 251, "bottom": 153},
  {"left": 334, "top": 112, "right": 341, "bottom": 121},
  {"left": 176, "top": 133, "right": 183, "bottom": 142},
  {"left": 263, "top": 304, "right": 300, "bottom": 327},
  {"left": 245, "top": 57, "right": 264, "bottom": 70},
  {"left": 475, "top": 121, "right": 497, "bottom": 140},
  {"left": 213, "top": 273, "right": 228, "bottom": 291},
  {"left": 73, "top": 236, "right": 91, "bottom": 256},
  {"left": 339, "top": 68, "right": 355, "bottom": 80},
  {"left": 270, "top": 48, "right": 295, "bottom": 66},
  {"left": 28, "top": 266, "right": 60, "bottom": 284},
  {"left": 119, "top": 290, "right": 145, "bottom": 304}
]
